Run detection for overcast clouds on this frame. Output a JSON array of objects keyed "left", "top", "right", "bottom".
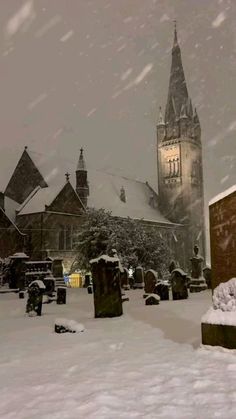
[{"left": 0, "top": 1, "right": 236, "bottom": 249}]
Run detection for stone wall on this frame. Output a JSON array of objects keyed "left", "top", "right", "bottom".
[{"left": 209, "top": 190, "right": 236, "bottom": 290}]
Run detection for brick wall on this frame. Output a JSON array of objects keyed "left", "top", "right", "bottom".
[{"left": 209, "top": 190, "right": 236, "bottom": 289}]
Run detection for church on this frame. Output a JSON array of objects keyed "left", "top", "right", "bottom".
[{"left": 0, "top": 27, "right": 205, "bottom": 273}]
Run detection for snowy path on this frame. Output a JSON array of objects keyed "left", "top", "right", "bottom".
[{"left": 0, "top": 289, "right": 236, "bottom": 419}]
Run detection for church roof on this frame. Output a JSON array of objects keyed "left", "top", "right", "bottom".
[
  {"left": 17, "top": 185, "right": 62, "bottom": 215},
  {"left": 86, "top": 170, "right": 175, "bottom": 225},
  {"left": 2, "top": 147, "right": 178, "bottom": 226}
]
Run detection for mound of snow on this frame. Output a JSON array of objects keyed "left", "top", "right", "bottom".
[
  {"left": 213, "top": 278, "right": 236, "bottom": 312},
  {"left": 55, "top": 318, "right": 85, "bottom": 333}
]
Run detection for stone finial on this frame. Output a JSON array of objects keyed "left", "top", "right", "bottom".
[
  {"left": 157, "top": 106, "right": 165, "bottom": 126},
  {"left": 65, "top": 172, "right": 70, "bottom": 182}
]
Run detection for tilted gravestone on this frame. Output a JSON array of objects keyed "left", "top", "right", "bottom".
[
  {"left": 171, "top": 268, "right": 188, "bottom": 300},
  {"left": 144, "top": 270, "right": 158, "bottom": 294},
  {"left": 90, "top": 255, "right": 123, "bottom": 318}
]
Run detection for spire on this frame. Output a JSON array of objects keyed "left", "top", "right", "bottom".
[
  {"left": 165, "top": 22, "right": 189, "bottom": 123},
  {"left": 157, "top": 106, "right": 165, "bottom": 126},
  {"left": 193, "top": 107, "right": 200, "bottom": 124},
  {"left": 180, "top": 103, "right": 187, "bottom": 119},
  {"left": 187, "top": 98, "right": 193, "bottom": 118},
  {"left": 77, "top": 147, "right": 86, "bottom": 171},
  {"left": 173, "top": 19, "right": 178, "bottom": 49}
]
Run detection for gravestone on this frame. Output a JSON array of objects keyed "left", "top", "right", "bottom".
[
  {"left": 133, "top": 266, "right": 144, "bottom": 289},
  {"left": 145, "top": 294, "right": 160, "bottom": 305},
  {"left": 189, "top": 245, "right": 207, "bottom": 292},
  {"left": 87, "top": 285, "right": 93, "bottom": 294},
  {"left": 120, "top": 268, "right": 130, "bottom": 290},
  {"left": 90, "top": 255, "right": 123, "bottom": 318},
  {"left": 144, "top": 270, "right": 158, "bottom": 295},
  {"left": 44, "top": 276, "right": 55, "bottom": 296},
  {"left": 203, "top": 266, "right": 212, "bottom": 289},
  {"left": 171, "top": 268, "right": 188, "bottom": 300},
  {"left": 84, "top": 274, "right": 91, "bottom": 288},
  {"left": 52, "top": 258, "right": 65, "bottom": 287},
  {"left": 57, "top": 287, "right": 66, "bottom": 304},
  {"left": 155, "top": 281, "right": 169, "bottom": 301},
  {"left": 19, "top": 291, "right": 25, "bottom": 299},
  {"left": 26, "top": 280, "right": 45, "bottom": 316},
  {"left": 9, "top": 252, "right": 29, "bottom": 289}
]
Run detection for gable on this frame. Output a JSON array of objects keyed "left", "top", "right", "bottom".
[
  {"left": 5, "top": 149, "right": 47, "bottom": 204},
  {"left": 0, "top": 207, "right": 23, "bottom": 234},
  {"left": 47, "top": 182, "right": 85, "bottom": 215}
]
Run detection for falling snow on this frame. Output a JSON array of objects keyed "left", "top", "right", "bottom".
[{"left": 212, "top": 12, "right": 227, "bottom": 28}]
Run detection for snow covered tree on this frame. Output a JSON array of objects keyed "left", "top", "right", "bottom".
[{"left": 73, "top": 208, "right": 172, "bottom": 274}]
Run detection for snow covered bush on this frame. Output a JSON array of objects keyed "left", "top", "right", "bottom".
[
  {"left": 73, "top": 208, "right": 172, "bottom": 273},
  {"left": 213, "top": 278, "right": 236, "bottom": 312}
]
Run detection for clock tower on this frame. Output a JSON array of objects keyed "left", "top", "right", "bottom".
[{"left": 157, "top": 24, "right": 205, "bottom": 265}]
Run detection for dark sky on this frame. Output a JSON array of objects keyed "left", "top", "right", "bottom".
[{"left": 0, "top": 0, "right": 236, "bottom": 258}]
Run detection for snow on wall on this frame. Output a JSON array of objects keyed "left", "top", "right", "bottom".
[
  {"left": 201, "top": 307, "right": 236, "bottom": 326},
  {"left": 209, "top": 184, "right": 236, "bottom": 206}
]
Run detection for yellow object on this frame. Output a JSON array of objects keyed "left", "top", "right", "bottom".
[{"left": 69, "top": 273, "right": 82, "bottom": 288}]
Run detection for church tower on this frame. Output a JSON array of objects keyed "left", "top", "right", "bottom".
[
  {"left": 76, "top": 148, "right": 89, "bottom": 207},
  {"left": 157, "top": 24, "right": 205, "bottom": 264}
]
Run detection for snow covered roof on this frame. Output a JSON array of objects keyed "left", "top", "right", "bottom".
[
  {"left": 17, "top": 185, "right": 63, "bottom": 215},
  {"left": 209, "top": 184, "right": 236, "bottom": 206},
  {"left": 1, "top": 147, "right": 177, "bottom": 225},
  {"left": 87, "top": 170, "right": 174, "bottom": 225},
  {"left": 4, "top": 196, "right": 20, "bottom": 222}
]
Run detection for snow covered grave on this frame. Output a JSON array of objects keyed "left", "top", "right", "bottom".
[
  {"left": 145, "top": 294, "right": 160, "bottom": 305},
  {"left": 201, "top": 278, "right": 236, "bottom": 349},
  {"left": 54, "top": 318, "right": 85, "bottom": 333}
]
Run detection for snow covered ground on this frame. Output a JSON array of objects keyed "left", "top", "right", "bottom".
[{"left": 0, "top": 289, "right": 236, "bottom": 419}]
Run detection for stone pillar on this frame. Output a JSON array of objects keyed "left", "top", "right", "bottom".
[
  {"left": 90, "top": 255, "right": 123, "bottom": 318},
  {"left": 189, "top": 245, "right": 207, "bottom": 292}
]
